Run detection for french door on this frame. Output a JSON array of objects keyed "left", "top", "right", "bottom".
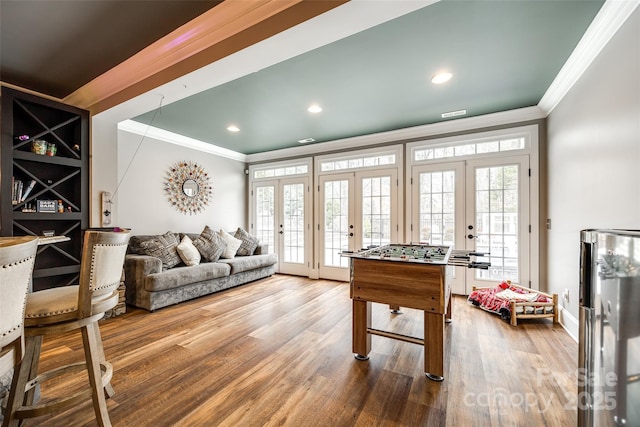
[
  {"left": 411, "top": 155, "right": 529, "bottom": 294},
  {"left": 318, "top": 169, "right": 398, "bottom": 281},
  {"left": 411, "top": 162, "right": 466, "bottom": 293},
  {"left": 252, "top": 177, "right": 310, "bottom": 276}
]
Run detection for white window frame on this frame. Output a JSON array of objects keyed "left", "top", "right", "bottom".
[
  {"left": 406, "top": 125, "right": 540, "bottom": 290},
  {"left": 314, "top": 145, "right": 404, "bottom": 279},
  {"left": 250, "top": 159, "right": 311, "bottom": 181},
  {"left": 248, "top": 158, "right": 313, "bottom": 273}
]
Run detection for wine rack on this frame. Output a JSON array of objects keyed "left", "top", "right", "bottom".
[{"left": 1, "top": 87, "right": 89, "bottom": 291}]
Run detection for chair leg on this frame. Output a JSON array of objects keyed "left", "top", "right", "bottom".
[
  {"left": 24, "top": 336, "right": 43, "bottom": 407},
  {"left": 91, "top": 322, "right": 115, "bottom": 398},
  {"left": 2, "top": 336, "right": 39, "bottom": 427},
  {"left": 82, "top": 323, "right": 112, "bottom": 427}
]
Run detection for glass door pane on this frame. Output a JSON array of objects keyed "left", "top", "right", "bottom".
[
  {"left": 323, "top": 179, "right": 350, "bottom": 268},
  {"left": 282, "top": 182, "right": 305, "bottom": 264},
  {"left": 474, "top": 165, "right": 519, "bottom": 281},
  {"left": 254, "top": 184, "right": 275, "bottom": 253},
  {"left": 361, "top": 175, "right": 391, "bottom": 249},
  {"left": 411, "top": 162, "right": 465, "bottom": 293},
  {"left": 418, "top": 170, "right": 456, "bottom": 246},
  {"left": 467, "top": 156, "right": 529, "bottom": 288}
]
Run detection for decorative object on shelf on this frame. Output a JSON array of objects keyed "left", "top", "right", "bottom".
[
  {"left": 46, "top": 142, "right": 57, "bottom": 156},
  {"left": 36, "top": 200, "right": 58, "bottom": 213},
  {"left": 164, "top": 161, "right": 213, "bottom": 215},
  {"left": 31, "top": 139, "right": 47, "bottom": 155}
]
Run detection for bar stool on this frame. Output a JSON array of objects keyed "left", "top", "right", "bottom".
[
  {"left": 0, "top": 237, "right": 38, "bottom": 420},
  {"left": 3, "top": 229, "right": 130, "bottom": 427}
]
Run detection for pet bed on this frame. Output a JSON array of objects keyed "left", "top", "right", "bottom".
[{"left": 467, "top": 281, "right": 558, "bottom": 326}]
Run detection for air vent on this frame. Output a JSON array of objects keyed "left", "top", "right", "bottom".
[
  {"left": 441, "top": 109, "right": 466, "bottom": 118},
  {"left": 298, "top": 137, "right": 315, "bottom": 143}
]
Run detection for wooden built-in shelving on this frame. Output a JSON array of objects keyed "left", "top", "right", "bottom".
[{"left": 1, "top": 87, "right": 89, "bottom": 291}]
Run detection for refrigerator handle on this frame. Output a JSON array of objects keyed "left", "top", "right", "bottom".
[
  {"left": 579, "top": 241, "right": 593, "bottom": 309},
  {"left": 578, "top": 307, "right": 593, "bottom": 427}
]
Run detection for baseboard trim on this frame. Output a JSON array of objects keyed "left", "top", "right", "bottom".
[{"left": 558, "top": 305, "right": 579, "bottom": 343}]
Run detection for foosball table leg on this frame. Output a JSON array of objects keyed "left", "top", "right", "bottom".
[
  {"left": 353, "top": 300, "right": 371, "bottom": 361},
  {"left": 424, "top": 311, "right": 445, "bottom": 381}
]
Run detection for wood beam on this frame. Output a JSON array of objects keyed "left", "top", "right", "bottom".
[{"left": 64, "top": 0, "right": 348, "bottom": 115}]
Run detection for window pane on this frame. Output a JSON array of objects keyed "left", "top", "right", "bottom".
[
  {"left": 324, "top": 180, "right": 349, "bottom": 267},
  {"left": 500, "top": 138, "right": 525, "bottom": 151},
  {"left": 455, "top": 144, "right": 475, "bottom": 156},
  {"left": 477, "top": 141, "right": 499, "bottom": 154},
  {"left": 417, "top": 170, "right": 455, "bottom": 246}
]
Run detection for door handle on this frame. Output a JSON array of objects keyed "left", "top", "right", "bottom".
[
  {"left": 467, "top": 234, "right": 477, "bottom": 239},
  {"left": 278, "top": 231, "right": 283, "bottom": 234},
  {"left": 346, "top": 232, "right": 354, "bottom": 237}
]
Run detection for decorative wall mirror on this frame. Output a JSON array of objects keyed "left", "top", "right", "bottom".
[
  {"left": 182, "top": 179, "right": 199, "bottom": 197},
  {"left": 164, "top": 161, "right": 212, "bottom": 214}
]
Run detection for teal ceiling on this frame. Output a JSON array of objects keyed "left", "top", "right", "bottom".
[{"left": 132, "top": 0, "right": 603, "bottom": 155}]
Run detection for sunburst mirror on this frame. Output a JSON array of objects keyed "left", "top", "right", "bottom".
[{"left": 164, "top": 161, "right": 213, "bottom": 215}]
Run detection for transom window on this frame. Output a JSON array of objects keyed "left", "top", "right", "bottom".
[
  {"left": 320, "top": 154, "right": 396, "bottom": 172},
  {"left": 413, "top": 137, "right": 525, "bottom": 162},
  {"left": 253, "top": 164, "right": 308, "bottom": 179}
]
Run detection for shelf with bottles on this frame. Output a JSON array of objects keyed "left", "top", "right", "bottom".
[
  {"left": 10, "top": 95, "right": 83, "bottom": 162},
  {"left": 13, "top": 150, "right": 83, "bottom": 167},
  {"left": 10, "top": 160, "right": 82, "bottom": 213}
]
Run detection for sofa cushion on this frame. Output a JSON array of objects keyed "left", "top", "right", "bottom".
[
  {"left": 218, "top": 230, "right": 242, "bottom": 259},
  {"left": 234, "top": 227, "right": 259, "bottom": 256},
  {"left": 129, "top": 233, "right": 179, "bottom": 255},
  {"left": 177, "top": 235, "right": 201, "bottom": 266},
  {"left": 138, "top": 232, "right": 182, "bottom": 270},
  {"left": 192, "top": 225, "right": 227, "bottom": 262},
  {"left": 144, "top": 262, "right": 231, "bottom": 292},
  {"left": 219, "top": 253, "right": 278, "bottom": 275}
]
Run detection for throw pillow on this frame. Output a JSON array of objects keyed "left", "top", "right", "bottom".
[
  {"left": 176, "top": 235, "right": 201, "bottom": 266},
  {"left": 234, "top": 227, "right": 259, "bottom": 256},
  {"left": 138, "top": 232, "right": 181, "bottom": 270},
  {"left": 218, "top": 230, "right": 242, "bottom": 259},
  {"left": 192, "top": 225, "right": 227, "bottom": 262}
]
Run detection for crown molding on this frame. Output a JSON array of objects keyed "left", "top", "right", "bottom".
[
  {"left": 119, "top": 106, "right": 543, "bottom": 165},
  {"left": 246, "top": 106, "right": 544, "bottom": 163},
  {"left": 538, "top": 0, "right": 640, "bottom": 115},
  {"left": 118, "top": 119, "right": 247, "bottom": 163}
]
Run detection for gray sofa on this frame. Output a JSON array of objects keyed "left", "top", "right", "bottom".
[{"left": 124, "top": 232, "right": 277, "bottom": 311}]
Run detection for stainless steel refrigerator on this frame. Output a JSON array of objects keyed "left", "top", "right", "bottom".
[{"left": 579, "top": 229, "right": 640, "bottom": 427}]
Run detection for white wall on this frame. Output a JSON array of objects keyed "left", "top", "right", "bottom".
[
  {"left": 90, "top": 116, "right": 119, "bottom": 227},
  {"left": 547, "top": 8, "right": 640, "bottom": 336},
  {"left": 114, "top": 129, "right": 246, "bottom": 235}
]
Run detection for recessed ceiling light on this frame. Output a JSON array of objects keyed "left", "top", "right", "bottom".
[
  {"left": 307, "top": 104, "right": 322, "bottom": 113},
  {"left": 431, "top": 72, "right": 453, "bottom": 84},
  {"left": 441, "top": 109, "right": 466, "bottom": 118},
  {"left": 227, "top": 125, "right": 240, "bottom": 132},
  {"left": 298, "top": 137, "right": 315, "bottom": 144}
]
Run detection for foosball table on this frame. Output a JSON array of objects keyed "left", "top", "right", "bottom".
[{"left": 342, "top": 243, "right": 489, "bottom": 381}]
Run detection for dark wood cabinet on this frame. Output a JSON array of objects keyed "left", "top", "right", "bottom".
[{"left": 1, "top": 87, "right": 89, "bottom": 291}]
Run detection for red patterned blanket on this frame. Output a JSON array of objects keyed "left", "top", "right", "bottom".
[{"left": 467, "top": 282, "right": 552, "bottom": 321}]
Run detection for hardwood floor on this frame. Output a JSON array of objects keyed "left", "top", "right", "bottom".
[{"left": 13, "top": 275, "right": 578, "bottom": 426}]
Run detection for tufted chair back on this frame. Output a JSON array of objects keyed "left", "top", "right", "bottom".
[
  {"left": 78, "top": 229, "right": 131, "bottom": 319},
  {"left": 0, "top": 236, "right": 38, "bottom": 375}
]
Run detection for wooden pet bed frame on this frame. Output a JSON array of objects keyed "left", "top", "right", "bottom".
[{"left": 472, "top": 283, "right": 558, "bottom": 326}]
